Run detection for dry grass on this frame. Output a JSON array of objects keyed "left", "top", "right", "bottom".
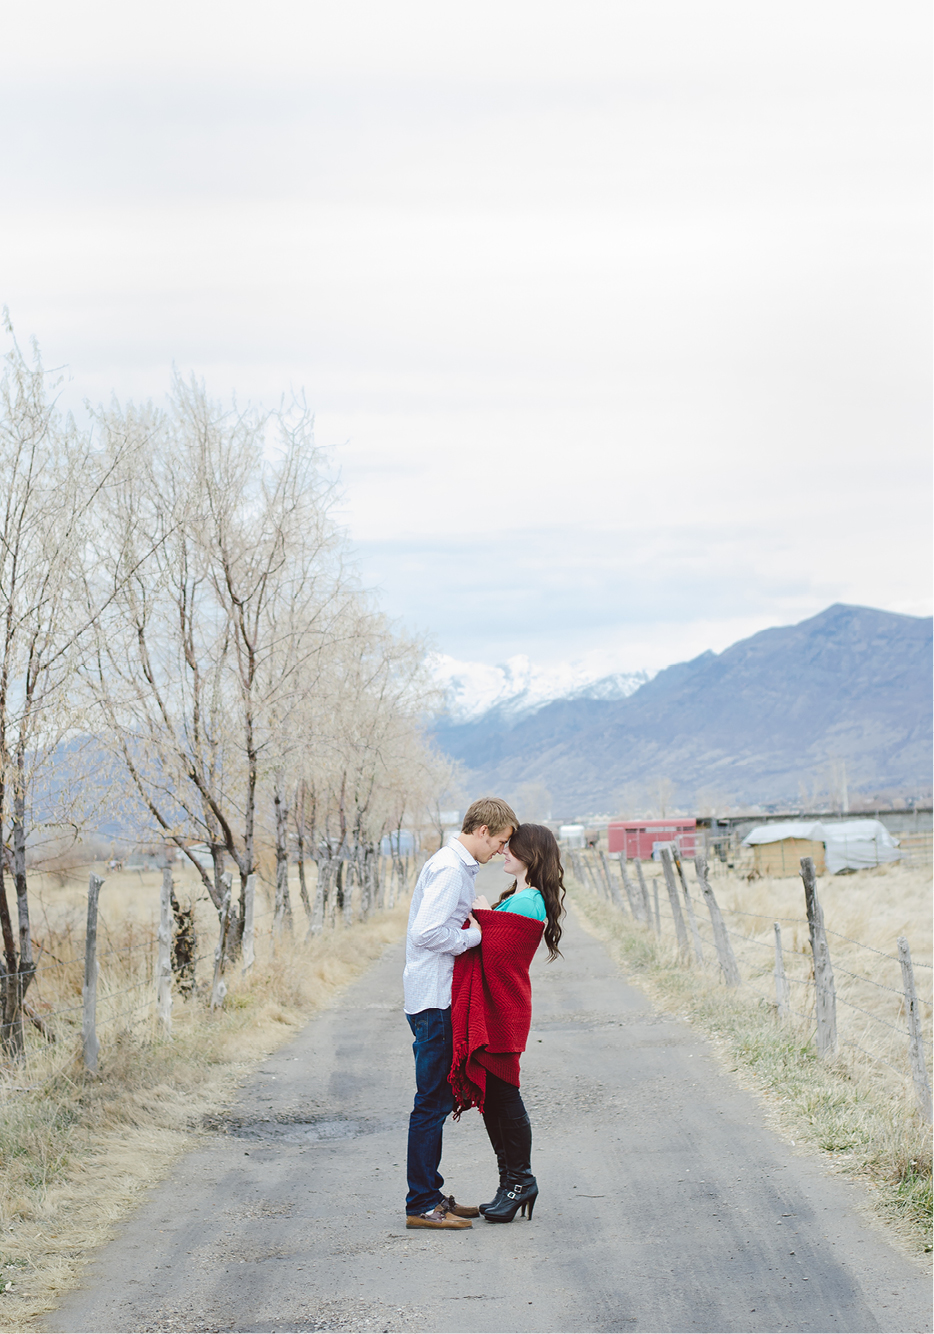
[
  {"left": 703, "top": 861, "right": 933, "bottom": 1088},
  {"left": 568, "top": 858, "right": 933, "bottom": 1258},
  {"left": 0, "top": 867, "right": 412, "bottom": 1330}
]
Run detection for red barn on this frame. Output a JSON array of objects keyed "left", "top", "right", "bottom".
[{"left": 607, "top": 819, "right": 697, "bottom": 860}]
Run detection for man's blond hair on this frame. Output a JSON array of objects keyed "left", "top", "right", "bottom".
[{"left": 461, "top": 797, "right": 518, "bottom": 837}]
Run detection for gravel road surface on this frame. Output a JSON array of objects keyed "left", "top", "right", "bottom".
[{"left": 45, "top": 872, "right": 930, "bottom": 1334}]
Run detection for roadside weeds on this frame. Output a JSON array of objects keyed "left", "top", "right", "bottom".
[
  {"left": 0, "top": 906, "right": 409, "bottom": 1330},
  {"left": 568, "top": 884, "right": 934, "bottom": 1260}
]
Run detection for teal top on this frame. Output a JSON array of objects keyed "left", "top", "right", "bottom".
[{"left": 495, "top": 886, "right": 547, "bottom": 922}]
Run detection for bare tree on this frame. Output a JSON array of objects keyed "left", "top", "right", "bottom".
[
  {"left": 650, "top": 776, "right": 676, "bottom": 818},
  {"left": 0, "top": 328, "right": 500, "bottom": 1055},
  {"left": 318, "top": 610, "right": 442, "bottom": 922},
  {"left": 0, "top": 323, "right": 126, "bottom": 1056},
  {"left": 86, "top": 395, "right": 238, "bottom": 913},
  {"left": 510, "top": 781, "right": 550, "bottom": 824},
  {"left": 425, "top": 753, "right": 470, "bottom": 851},
  {"left": 88, "top": 378, "right": 355, "bottom": 949}
]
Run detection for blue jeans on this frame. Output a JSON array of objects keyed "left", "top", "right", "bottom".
[{"left": 405, "top": 1007, "right": 454, "bottom": 1215}]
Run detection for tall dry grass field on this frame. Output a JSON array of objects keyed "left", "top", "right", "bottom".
[
  {"left": 568, "top": 856, "right": 933, "bottom": 1256},
  {"left": 0, "top": 862, "right": 413, "bottom": 1329},
  {"left": 710, "top": 862, "right": 932, "bottom": 1092}
]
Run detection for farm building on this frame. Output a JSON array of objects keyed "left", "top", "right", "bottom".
[
  {"left": 741, "top": 821, "right": 827, "bottom": 875},
  {"left": 608, "top": 818, "right": 697, "bottom": 860},
  {"left": 742, "top": 818, "right": 901, "bottom": 876}
]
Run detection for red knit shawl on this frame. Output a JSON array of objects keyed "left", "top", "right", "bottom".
[{"left": 448, "top": 908, "right": 544, "bottom": 1118}]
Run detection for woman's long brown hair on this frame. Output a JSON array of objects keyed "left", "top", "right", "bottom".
[{"left": 495, "top": 822, "right": 566, "bottom": 961}]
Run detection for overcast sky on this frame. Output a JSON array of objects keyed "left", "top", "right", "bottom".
[{"left": 1, "top": 0, "right": 929, "bottom": 677}]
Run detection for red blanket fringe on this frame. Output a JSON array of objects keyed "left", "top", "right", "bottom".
[{"left": 448, "top": 908, "right": 544, "bottom": 1118}]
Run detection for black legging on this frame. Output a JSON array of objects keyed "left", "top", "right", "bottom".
[
  {"left": 483, "top": 1070, "right": 527, "bottom": 1120},
  {"left": 482, "top": 1070, "right": 533, "bottom": 1186}
]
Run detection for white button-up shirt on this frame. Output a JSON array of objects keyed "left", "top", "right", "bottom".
[{"left": 403, "top": 838, "right": 482, "bottom": 1014}]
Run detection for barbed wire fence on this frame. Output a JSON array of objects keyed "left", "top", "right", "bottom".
[
  {"left": 1, "top": 851, "right": 423, "bottom": 1094},
  {"left": 567, "top": 845, "right": 933, "bottom": 1123}
]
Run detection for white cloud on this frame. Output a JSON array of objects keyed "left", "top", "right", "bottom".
[{"left": 0, "top": 1, "right": 928, "bottom": 672}]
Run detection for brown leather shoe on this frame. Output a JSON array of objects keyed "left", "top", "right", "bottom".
[
  {"left": 441, "top": 1194, "right": 480, "bottom": 1218},
  {"left": 406, "top": 1206, "right": 472, "bottom": 1229}
]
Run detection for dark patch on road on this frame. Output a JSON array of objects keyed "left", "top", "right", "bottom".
[
  {"left": 204, "top": 1110, "right": 407, "bottom": 1143},
  {"left": 44, "top": 896, "right": 930, "bottom": 1334}
]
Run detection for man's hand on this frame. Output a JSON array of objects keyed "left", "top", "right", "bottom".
[
  {"left": 467, "top": 913, "right": 482, "bottom": 933},
  {"left": 472, "top": 895, "right": 491, "bottom": 912}
]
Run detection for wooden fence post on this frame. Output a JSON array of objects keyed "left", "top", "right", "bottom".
[
  {"left": 600, "top": 851, "right": 625, "bottom": 911},
  {"left": 575, "top": 850, "right": 597, "bottom": 897},
  {"left": 618, "top": 852, "right": 640, "bottom": 919},
  {"left": 672, "top": 847, "right": 704, "bottom": 963},
  {"left": 211, "top": 876, "right": 232, "bottom": 1011},
  {"left": 652, "top": 880, "right": 661, "bottom": 935},
  {"left": 634, "top": 859, "right": 652, "bottom": 926},
  {"left": 773, "top": 923, "right": 790, "bottom": 1018},
  {"left": 660, "top": 846, "right": 690, "bottom": 956},
  {"left": 241, "top": 873, "right": 256, "bottom": 973},
  {"left": 603, "top": 853, "right": 616, "bottom": 907},
  {"left": 600, "top": 852, "right": 616, "bottom": 902},
  {"left": 897, "top": 937, "right": 932, "bottom": 1122},
  {"left": 82, "top": 873, "right": 104, "bottom": 1072},
  {"left": 585, "top": 850, "right": 603, "bottom": 898},
  {"left": 800, "top": 856, "right": 837, "bottom": 1057},
  {"left": 694, "top": 854, "right": 740, "bottom": 986},
  {"left": 157, "top": 867, "right": 173, "bottom": 1037}
]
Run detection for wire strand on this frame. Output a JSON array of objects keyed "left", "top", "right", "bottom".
[
  {"left": 833, "top": 995, "right": 910, "bottom": 1036},
  {"left": 838, "top": 1037, "right": 905, "bottom": 1076}
]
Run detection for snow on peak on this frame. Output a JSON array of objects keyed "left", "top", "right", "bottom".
[{"left": 430, "top": 653, "right": 650, "bottom": 722}]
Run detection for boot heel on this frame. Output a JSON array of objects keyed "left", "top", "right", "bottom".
[
  {"left": 481, "top": 1112, "right": 536, "bottom": 1224},
  {"left": 482, "top": 1179, "right": 537, "bottom": 1223}
]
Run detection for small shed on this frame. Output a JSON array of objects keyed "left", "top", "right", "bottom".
[
  {"left": 742, "top": 819, "right": 901, "bottom": 876},
  {"left": 742, "top": 821, "right": 826, "bottom": 876}
]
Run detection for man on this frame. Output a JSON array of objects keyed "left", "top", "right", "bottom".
[{"left": 403, "top": 796, "right": 518, "bottom": 1229}]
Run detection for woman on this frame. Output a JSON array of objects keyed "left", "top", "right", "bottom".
[{"left": 448, "top": 822, "right": 566, "bottom": 1223}]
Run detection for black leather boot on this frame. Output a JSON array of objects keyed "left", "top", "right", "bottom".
[
  {"left": 482, "top": 1111, "right": 538, "bottom": 1223},
  {"left": 479, "top": 1111, "right": 508, "bottom": 1215}
]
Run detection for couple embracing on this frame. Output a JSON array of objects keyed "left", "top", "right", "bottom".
[{"left": 402, "top": 797, "right": 566, "bottom": 1230}]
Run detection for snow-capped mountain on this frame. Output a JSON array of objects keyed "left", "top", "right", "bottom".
[
  {"left": 430, "top": 653, "right": 650, "bottom": 722},
  {"left": 431, "top": 605, "right": 933, "bottom": 813}
]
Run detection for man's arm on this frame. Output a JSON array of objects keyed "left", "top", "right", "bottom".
[{"left": 410, "top": 863, "right": 481, "bottom": 954}]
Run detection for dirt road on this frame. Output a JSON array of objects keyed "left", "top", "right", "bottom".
[{"left": 45, "top": 871, "right": 930, "bottom": 1334}]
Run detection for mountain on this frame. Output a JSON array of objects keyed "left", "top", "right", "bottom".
[
  {"left": 431, "top": 605, "right": 933, "bottom": 814},
  {"left": 430, "top": 652, "right": 649, "bottom": 722}
]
